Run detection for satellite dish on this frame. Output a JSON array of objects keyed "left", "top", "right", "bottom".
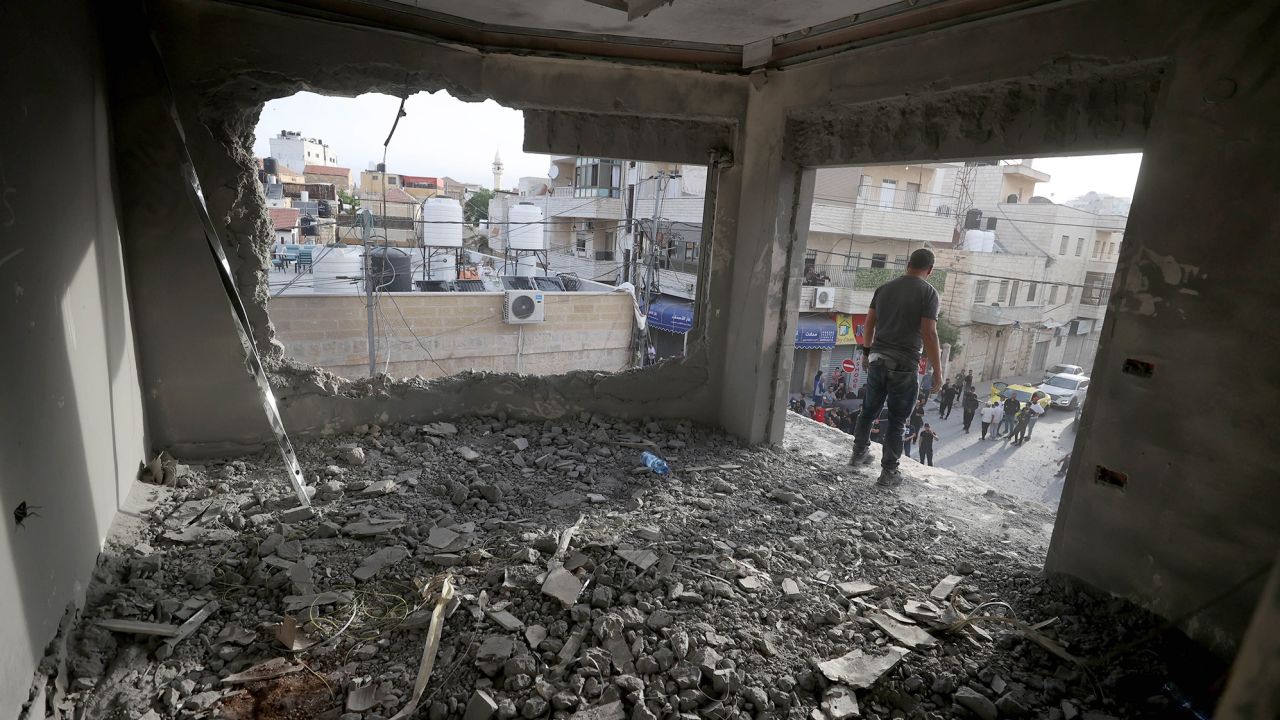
[{"left": 547, "top": 165, "right": 559, "bottom": 179}]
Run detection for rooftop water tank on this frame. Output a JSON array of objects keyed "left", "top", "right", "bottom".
[
  {"left": 507, "top": 202, "right": 547, "bottom": 251},
  {"left": 366, "top": 247, "right": 412, "bottom": 292},
  {"left": 422, "top": 196, "right": 464, "bottom": 248},
  {"left": 962, "top": 229, "right": 996, "bottom": 253}
]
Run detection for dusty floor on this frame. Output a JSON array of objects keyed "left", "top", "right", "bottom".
[{"left": 38, "top": 414, "right": 1224, "bottom": 720}]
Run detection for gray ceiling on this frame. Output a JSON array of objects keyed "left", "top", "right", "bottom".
[{"left": 384, "top": 0, "right": 904, "bottom": 47}]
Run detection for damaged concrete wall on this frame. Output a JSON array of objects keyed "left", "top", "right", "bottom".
[
  {"left": 106, "top": 0, "right": 749, "bottom": 455},
  {"left": 0, "top": 0, "right": 148, "bottom": 714}
]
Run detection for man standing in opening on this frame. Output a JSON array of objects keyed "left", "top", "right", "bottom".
[
  {"left": 848, "top": 249, "right": 943, "bottom": 487},
  {"left": 938, "top": 380, "right": 957, "bottom": 419},
  {"left": 961, "top": 386, "right": 980, "bottom": 433}
]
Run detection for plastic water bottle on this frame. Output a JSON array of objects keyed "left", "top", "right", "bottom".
[{"left": 640, "top": 451, "right": 670, "bottom": 476}]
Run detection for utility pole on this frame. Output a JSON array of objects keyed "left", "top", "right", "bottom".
[
  {"left": 638, "top": 171, "right": 671, "bottom": 365},
  {"left": 357, "top": 208, "right": 376, "bottom": 376},
  {"left": 622, "top": 163, "right": 636, "bottom": 284}
]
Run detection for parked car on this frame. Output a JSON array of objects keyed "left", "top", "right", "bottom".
[
  {"left": 1038, "top": 373, "right": 1091, "bottom": 409},
  {"left": 988, "top": 382, "right": 1051, "bottom": 410},
  {"left": 1043, "top": 363, "right": 1084, "bottom": 382}
]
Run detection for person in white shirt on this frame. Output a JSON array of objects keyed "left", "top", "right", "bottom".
[
  {"left": 1026, "top": 392, "right": 1047, "bottom": 438},
  {"left": 980, "top": 401, "right": 1003, "bottom": 440}
]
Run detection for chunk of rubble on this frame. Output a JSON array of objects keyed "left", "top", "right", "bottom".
[
  {"left": 615, "top": 547, "right": 659, "bottom": 570},
  {"left": 353, "top": 546, "right": 410, "bottom": 581},
  {"left": 568, "top": 700, "right": 625, "bottom": 720},
  {"left": 343, "top": 518, "right": 405, "bottom": 537},
  {"left": 221, "top": 658, "right": 301, "bottom": 685},
  {"left": 422, "top": 421, "right": 458, "bottom": 436},
  {"left": 426, "top": 526, "right": 461, "bottom": 549},
  {"left": 457, "top": 446, "right": 481, "bottom": 462},
  {"left": 465, "top": 689, "right": 498, "bottom": 720},
  {"left": 546, "top": 490, "right": 586, "bottom": 509},
  {"left": 542, "top": 567, "right": 583, "bottom": 607},
  {"left": 930, "top": 574, "right": 965, "bottom": 601},
  {"left": 525, "top": 624, "right": 548, "bottom": 649},
  {"left": 821, "top": 685, "right": 861, "bottom": 719},
  {"left": 488, "top": 609, "right": 525, "bottom": 631},
  {"left": 836, "top": 580, "right": 877, "bottom": 597},
  {"left": 818, "top": 646, "right": 909, "bottom": 689},
  {"left": 869, "top": 613, "right": 938, "bottom": 649}
]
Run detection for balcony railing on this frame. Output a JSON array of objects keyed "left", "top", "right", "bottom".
[
  {"left": 803, "top": 262, "right": 947, "bottom": 293},
  {"left": 970, "top": 302, "right": 1046, "bottom": 325}
]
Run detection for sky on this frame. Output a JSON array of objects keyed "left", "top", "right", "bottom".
[{"left": 254, "top": 91, "right": 1143, "bottom": 200}]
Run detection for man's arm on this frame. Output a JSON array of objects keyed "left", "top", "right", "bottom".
[
  {"left": 860, "top": 309, "right": 877, "bottom": 369},
  {"left": 920, "top": 317, "right": 943, "bottom": 390}
]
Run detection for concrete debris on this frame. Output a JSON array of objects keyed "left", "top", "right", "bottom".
[
  {"left": 353, "top": 545, "right": 410, "bottom": 581},
  {"left": 221, "top": 658, "right": 301, "bottom": 685},
  {"left": 869, "top": 613, "right": 938, "bottom": 649},
  {"left": 96, "top": 619, "right": 180, "bottom": 637},
  {"left": 930, "top": 574, "right": 965, "bottom": 601},
  {"left": 821, "top": 685, "right": 860, "bottom": 719},
  {"left": 541, "top": 567, "right": 584, "bottom": 607},
  {"left": 836, "top": 580, "right": 877, "bottom": 597},
  {"left": 59, "top": 414, "right": 1189, "bottom": 720},
  {"left": 818, "top": 647, "right": 909, "bottom": 689},
  {"left": 954, "top": 685, "right": 998, "bottom": 720}
]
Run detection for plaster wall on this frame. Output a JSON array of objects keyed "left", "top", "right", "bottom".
[
  {"left": 273, "top": 292, "right": 634, "bottom": 379},
  {"left": 0, "top": 0, "right": 148, "bottom": 714}
]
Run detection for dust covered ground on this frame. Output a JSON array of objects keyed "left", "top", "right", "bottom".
[{"left": 32, "top": 413, "right": 1223, "bottom": 720}]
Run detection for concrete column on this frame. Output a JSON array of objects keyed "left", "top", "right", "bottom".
[{"left": 707, "top": 79, "right": 815, "bottom": 444}]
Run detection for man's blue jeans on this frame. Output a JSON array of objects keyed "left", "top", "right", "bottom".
[{"left": 852, "top": 359, "right": 919, "bottom": 471}]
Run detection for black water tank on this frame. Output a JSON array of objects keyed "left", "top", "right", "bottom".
[
  {"left": 317, "top": 200, "right": 332, "bottom": 218},
  {"left": 367, "top": 247, "right": 412, "bottom": 292},
  {"left": 264, "top": 157, "right": 278, "bottom": 175},
  {"left": 963, "top": 209, "right": 983, "bottom": 230},
  {"left": 299, "top": 215, "right": 317, "bottom": 236},
  {"left": 986, "top": 217, "right": 999, "bottom": 230}
]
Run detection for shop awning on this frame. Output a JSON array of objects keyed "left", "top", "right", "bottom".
[
  {"left": 796, "top": 314, "right": 837, "bottom": 349},
  {"left": 646, "top": 296, "right": 694, "bottom": 334}
]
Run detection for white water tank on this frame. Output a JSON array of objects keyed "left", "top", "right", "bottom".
[
  {"left": 422, "top": 196, "right": 463, "bottom": 248},
  {"left": 425, "top": 251, "right": 458, "bottom": 281},
  {"left": 517, "top": 255, "right": 541, "bottom": 277},
  {"left": 963, "top": 229, "right": 996, "bottom": 252},
  {"left": 507, "top": 202, "right": 547, "bottom": 251},
  {"left": 309, "top": 247, "right": 364, "bottom": 294}
]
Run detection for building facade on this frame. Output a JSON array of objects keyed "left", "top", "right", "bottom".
[{"left": 269, "top": 129, "right": 338, "bottom": 175}]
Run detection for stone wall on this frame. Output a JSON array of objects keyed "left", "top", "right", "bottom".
[{"left": 272, "top": 292, "right": 634, "bottom": 380}]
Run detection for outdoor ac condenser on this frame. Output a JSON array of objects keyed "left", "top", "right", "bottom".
[
  {"left": 503, "top": 290, "right": 545, "bottom": 324},
  {"left": 812, "top": 287, "right": 836, "bottom": 309}
]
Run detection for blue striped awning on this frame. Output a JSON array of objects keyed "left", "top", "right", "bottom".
[
  {"left": 646, "top": 296, "right": 694, "bottom": 334},
  {"left": 796, "top": 314, "right": 837, "bottom": 349}
]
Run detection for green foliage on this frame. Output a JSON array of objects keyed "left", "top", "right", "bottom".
[
  {"left": 854, "top": 267, "right": 947, "bottom": 292},
  {"left": 464, "top": 188, "right": 495, "bottom": 225},
  {"left": 337, "top": 189, "right": 360, "bottom": 209},
  {"left": 936, "top": 312, "right": 962, "bottom": 360}
]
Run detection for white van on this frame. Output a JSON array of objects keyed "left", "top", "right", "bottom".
[{"left": 1039, "top": 373, "right": 1090, "bottom": 409}]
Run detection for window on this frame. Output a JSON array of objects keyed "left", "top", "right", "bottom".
[
  {"left": 1008, "top": 281, "right": 1019, "bottom": 306},
  {"left": 857, "top": 175, "right": 872, "bottom": 202},
  {"left": 974, "top": 280, "right": 990, "bottom": 303},
  {"left": 1048, "top": 285, "right": 1059, "bottom": 304},
  {"left": 894, "top": 255, "right": 908, "bottom": 268},
  {"left": 1108, "top": 242, "right": 1116, "bottom": 256},
  {"left": 1027, "top": 282, "right": 1037, "bottom": 301},
  {"left": 1006, "top": 193, "right": 1019, "bottom": 203},
  {"left": 1092, "top": 240, "right": 1102, "bottom": 258},
  {"left": 871, "top": 254, "right": 887, "bottom": 268},
  {"left": 997, "top": 280, "right": 1009, "bottom": 302},
  {"left": 575, "top": 234, "right": 587, "bottom": 252},
  {"left": 843, "top": 253, "right": 861, "bottom": 270},
  {"left": 573, "top": 157, "right": 623, "bottom": 198},
  {"left": 1081, "top": 272, "right": 1114, "bottom": 306},
  {"left": 879, "top": 180, "right": 897, "bottom": 209},
  {"left": 1059, "top": 235, "right": 1069, "bottom": 255},
  {"left": 1075, "top": 238, "right": 1084, "bottom": 256},
  {"left": 1066, "top": 285, "right": 1076, "bottom": 302},
  {"left": 902, "top": 182, "right": 921, "bottom": 211}
]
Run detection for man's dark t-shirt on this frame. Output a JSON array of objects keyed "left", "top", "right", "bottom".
[
  {"left": 869, "top": 275, "right": 940, "bottom": 366},
  {"left": 919, "top": 431, "right": 935, "bottom": 453}
]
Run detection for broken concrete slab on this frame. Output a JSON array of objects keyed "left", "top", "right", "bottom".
[
  {"left": 279, "top": 505, "right": 316, "bottom": 523},
  {"left": 422, "top": 421, "right": 458, "bottom": 436},
  {"left": 488, "top": 609, "right": 525, "bottom": 631},
  {"left": 96, "top": 619, "right": 180, "bottom": 637},
  {"left": 541, "top": 567, "right": 583, "bottom": 607},
  {"left": 347, "top": 683, "right": 379, "bottom": 713},
  {"left": 869, "top": 613, "right": 938, "bottom": 649},
  {"left": 806, "top": 510, "right": 830, "bottom": 523},
  {"left": 954, "top": 686, "right": 997, "bottom": 720},
  {"left": 737, "top": 576, "right": 763, "bottom": 591},
  {"left": 342, "top": 518, "right": 406, "bottom": 536},
  {"left": 836, "top": 580, "right": 877, "bottom": 597},
  {"left": 457, "top": 446, "right": 481, "bottom": 462},
  {"left": 526, "top": 624, "right": 548, "bottom": 649},
  {"left": 615, "top": 547, "right": 659, "bottom": 570},
  {"left": 282, "top": 591, "right": 354, "bottom": 612},
  {"left": 567, "top": 700, "right": 625, "bottom": 720},
  {"left": 464, "top": 689, "right": 498, "bottom": 720},
  {"left": 781, "top": 578, "right": 803, "bottom": 600},
  {"left": 353, "top": 545, "right": 410, "bottom": 581},
  {"left": 162, "top": 526, "right": 237, "bottom": 544},
  {"left": 818, "top": 646, "right": 909, "bottom": 689},
  {"left": 635, "top": 526, "right": 663, "bottom": 542},
  {"left": 426, "top": 526, "right": 461, "bottom": 549},
  {"left": 546, "top": 490, "right": 587, "bottom": 509},
  {"left": 930, "top": 574, "right": 965, "bottom": 601},
  {"left": 821, "top": 686, "right": 860, "bottom": 719},
  {"left": 221, "top": 658, "right": 302, "bottom": 685}
]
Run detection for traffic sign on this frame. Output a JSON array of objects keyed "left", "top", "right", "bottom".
[{"left": 841, "top": 358, "right": 857, "bottom": 373}]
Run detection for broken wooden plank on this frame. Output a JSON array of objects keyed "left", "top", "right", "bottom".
[{"left": 96, "top": 619, "right": 181, "bottom": 637}]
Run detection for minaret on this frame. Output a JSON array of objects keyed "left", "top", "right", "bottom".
[{"left": 492, "top": 148, "right": 504, "bottom": 191}]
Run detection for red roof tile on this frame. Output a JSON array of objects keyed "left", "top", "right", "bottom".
[
  {"left": 268, "top": 207, "right": 300, "bottom": 230},
  {"left": 304, "top": 164, "right": 351, "bottom": 176}
]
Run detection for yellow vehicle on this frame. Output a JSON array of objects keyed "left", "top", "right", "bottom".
[{"left": 988, "top": 382, "right": 1051, "bottom": 410}]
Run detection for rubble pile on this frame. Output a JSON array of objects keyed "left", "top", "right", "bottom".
[{"left": 56, "top": 416, "right": 1210, "bottom": 720}]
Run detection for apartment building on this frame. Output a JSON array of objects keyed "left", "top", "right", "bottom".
[{"left": 268, "top": 129, "right": 338, "bottom": 174}]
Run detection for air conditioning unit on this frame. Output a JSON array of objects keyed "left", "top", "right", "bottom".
[
  {"left": 812, "top": 287, "right": 836, "bottom": 309},
  {"left": 503, "top": 290, "right": 544, "bottom": 324}
]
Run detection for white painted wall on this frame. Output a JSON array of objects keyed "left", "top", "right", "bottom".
[{"left": 0, "top": 0, "right": 148, "bottom": 714}]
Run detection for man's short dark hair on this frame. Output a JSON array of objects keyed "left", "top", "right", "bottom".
[{"left": 909, "top": 248, "right": 935, "bottom": 270}]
